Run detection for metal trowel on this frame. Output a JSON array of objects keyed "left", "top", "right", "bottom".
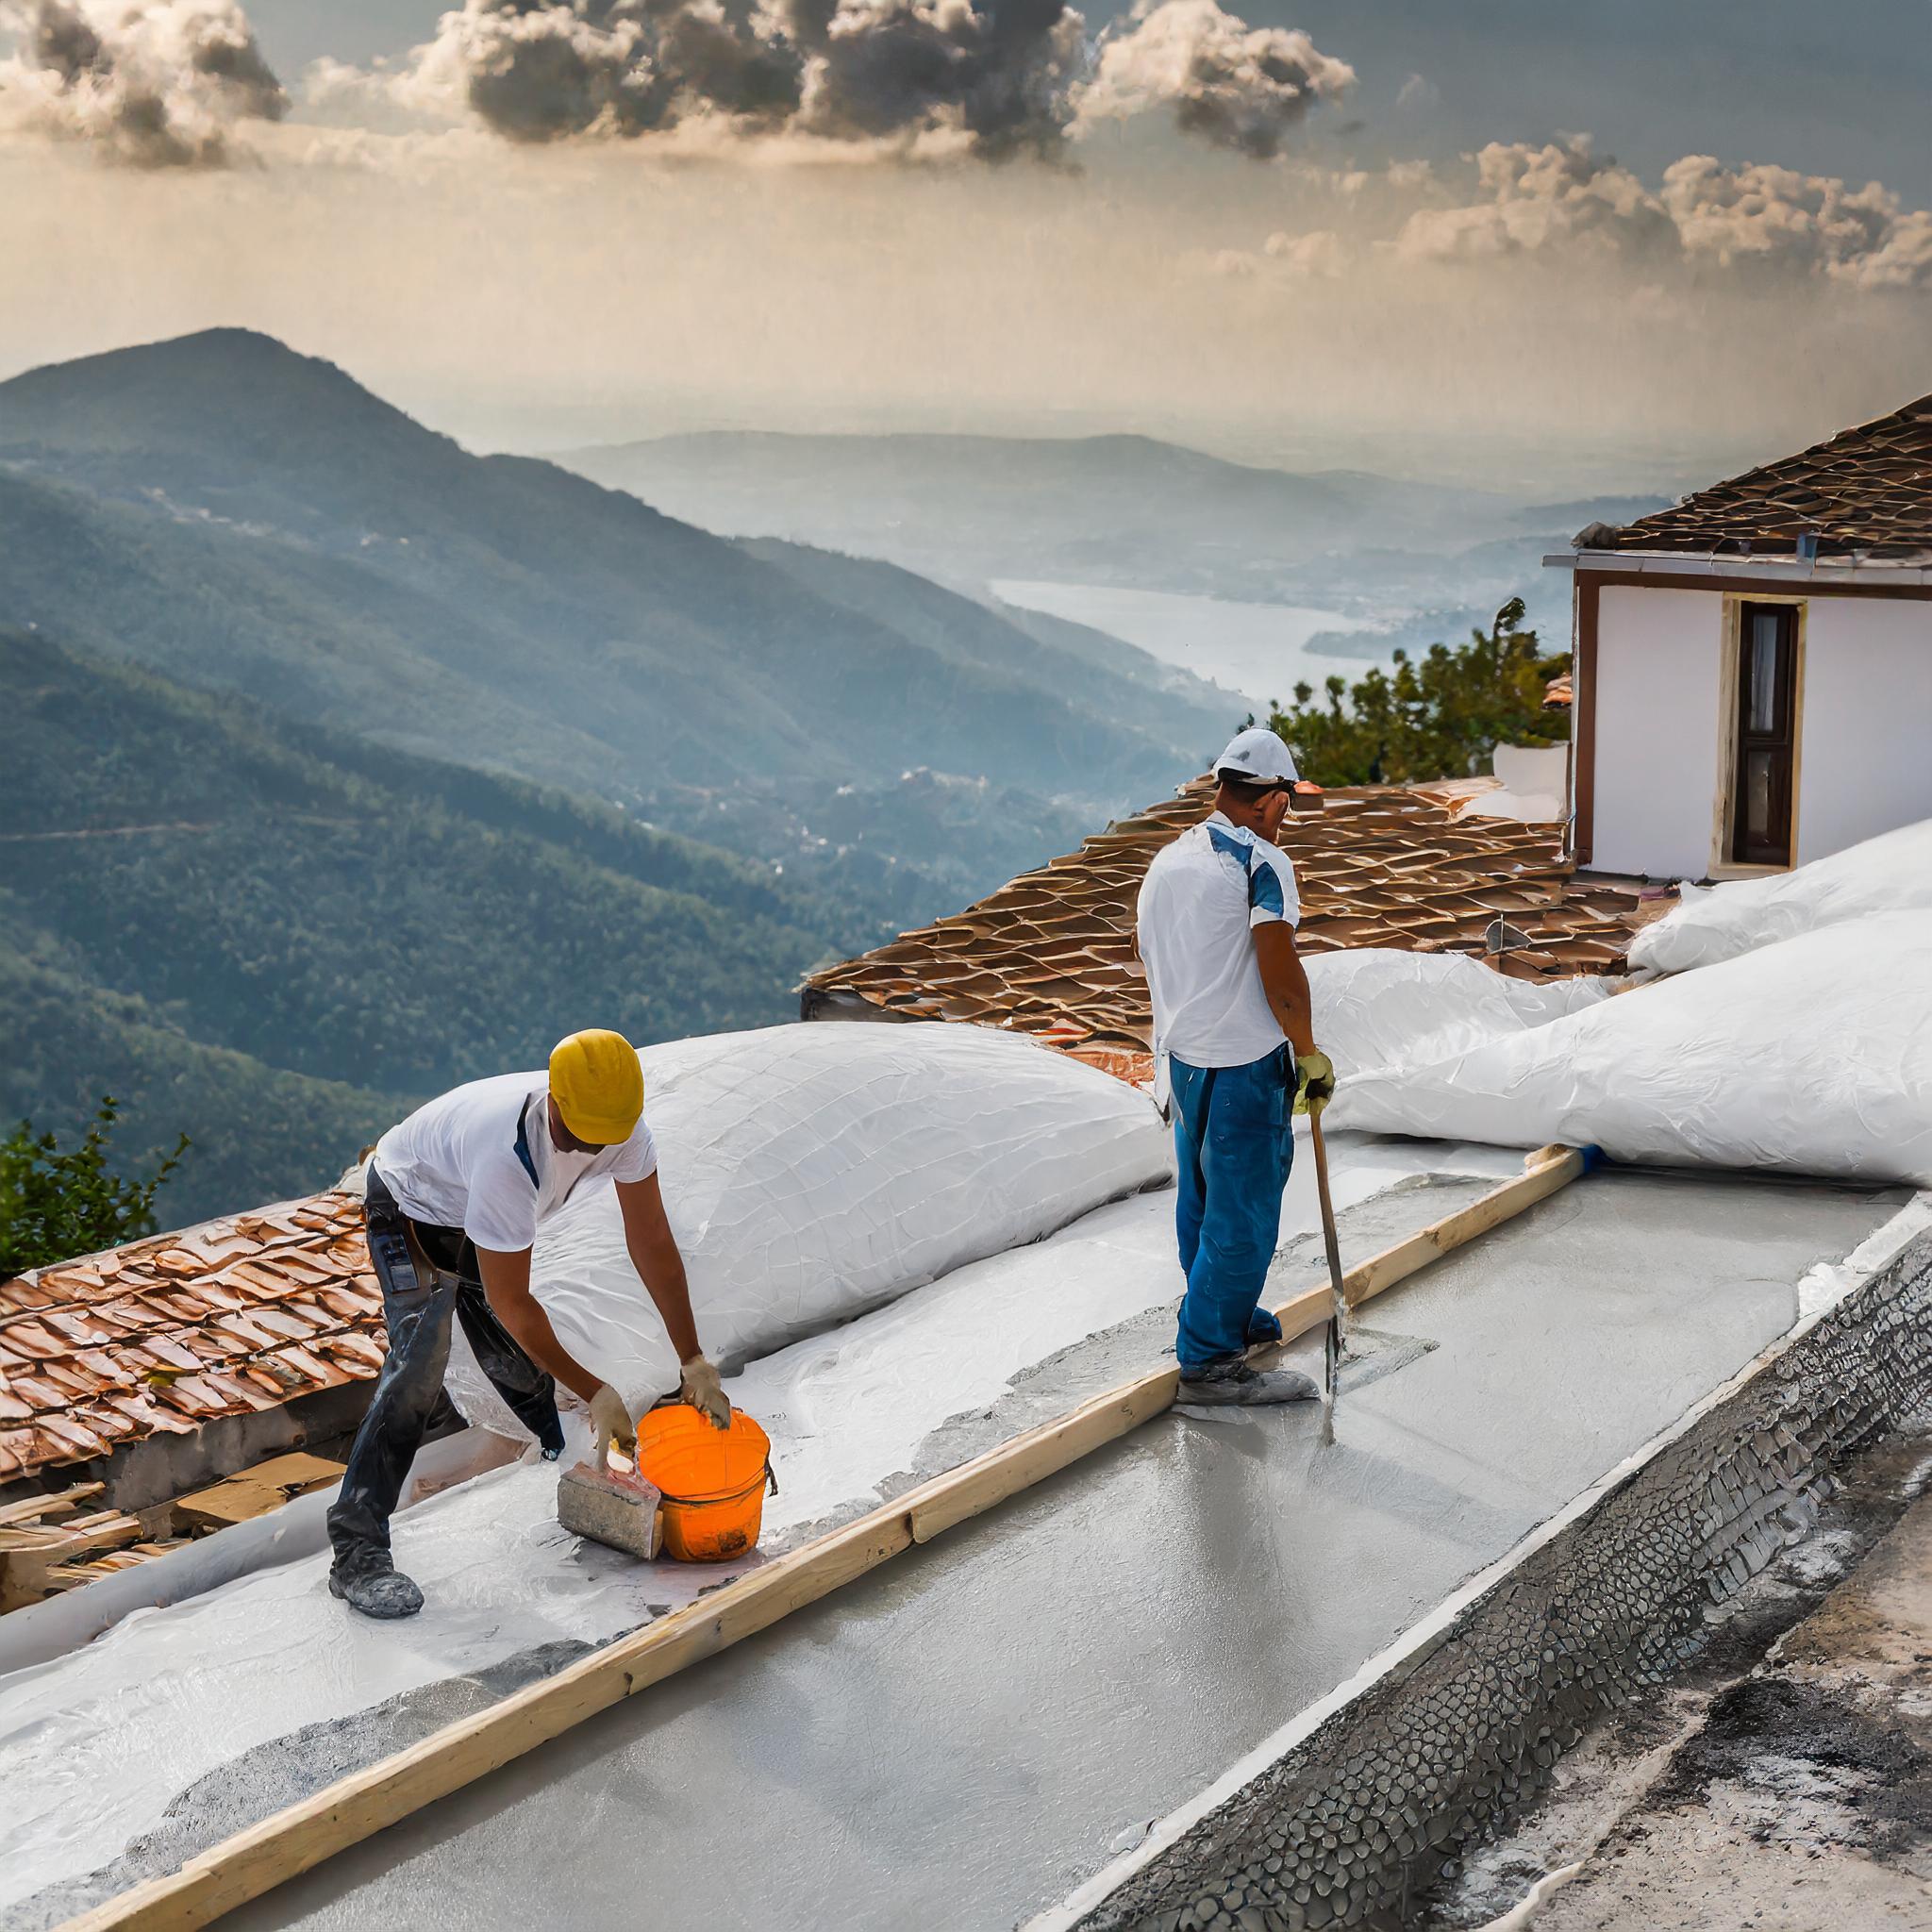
[{"left": 1311, "top": 1113, "right": 1436, "bottom": 1443}]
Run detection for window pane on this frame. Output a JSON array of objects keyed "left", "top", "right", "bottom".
[
  {"left": 1742, "top": 750, "right": 1775, "bottom": 845},
  {"left": 1747, "top": 614, "right": 1782, "bottom": 734}
]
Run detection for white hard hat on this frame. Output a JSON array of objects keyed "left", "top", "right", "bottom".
[{"left": 1212, "top": 726, "right": 1300, "bottom": 788}]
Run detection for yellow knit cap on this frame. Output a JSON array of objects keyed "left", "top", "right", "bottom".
[{"left": 548, "top": 1029, "right": 644, "bottom": 1145}]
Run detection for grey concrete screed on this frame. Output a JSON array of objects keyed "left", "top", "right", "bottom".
[
  {"left": 1081, "top": 1224, "right": 1932, "bottom": 1931},
  {"left": 223, "top": 1172, "right": 1898, "bottom": 1932}
]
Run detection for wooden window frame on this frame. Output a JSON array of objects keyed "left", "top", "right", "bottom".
[{"left": 1710, "top": 595, "right": 1806, "bottom": 877}]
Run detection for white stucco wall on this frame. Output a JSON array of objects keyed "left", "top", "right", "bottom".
[
  {"left": 1590, "top": 585, "right": 1724, "bottom": 879},
  {"left": 1794, "top": 597, "right": 1932, "bottom": 862},
  {"left": 1588, "top": 582, "right": 1932, "bottom": 879}
]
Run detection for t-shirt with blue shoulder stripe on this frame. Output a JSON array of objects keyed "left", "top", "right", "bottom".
[
  {"left": 373, "top": 1070, "right": 658, "bottom": 1254},
  {"left": 1136, "top": 811, "right": 1301, "bottom": 1072}
]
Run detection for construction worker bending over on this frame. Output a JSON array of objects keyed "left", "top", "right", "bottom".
[
  {"left": 1137, "top": 728, "right": 1337, "bottom": 1407},
  {"left": 326, "top": 1029, "right": 728, "bottom": 1619}
]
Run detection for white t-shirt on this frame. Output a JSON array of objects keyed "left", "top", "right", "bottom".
[
  {"left": 1137, "top": 811, "right": 1301, "bottom": 1073},
  {"left": 373, "top": 1070, "right": 658, "bottom": 1254}
]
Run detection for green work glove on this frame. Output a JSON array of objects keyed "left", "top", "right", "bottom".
[{"left": 1293, "top": 1048, "right": 1336, "bottom": 1118}]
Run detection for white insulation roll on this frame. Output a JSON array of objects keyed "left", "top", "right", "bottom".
[{"left": 447, "top": 1021, "right": 1171, "bottom": 1425}]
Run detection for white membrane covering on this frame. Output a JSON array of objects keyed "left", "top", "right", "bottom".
[
  {"left": 1307, "top": 949, "right": 1609, "bottom": 1080},
  {"left": 0, "top": 1130, "right": 1514, "bottom": 1916},
  {"left": 1331, "top": 912, "right": 1932, "bottom": 1187},
  {"left": 1627, "top": 817, "right": 1932, "bottom": 974},
  {"left": 1458, "top": 743, "right": 1569, "bottom": 824},
  {"left": 445, "top": 1023, "right": 1171, "bottom": 1427}
]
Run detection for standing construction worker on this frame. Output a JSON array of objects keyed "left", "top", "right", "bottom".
[
  {"left": 1137, "top": 728, "right": 1337, "bottom": 1406},
  {"left": 326, "top": 1029, "right": 729, "bottom": 1619}
]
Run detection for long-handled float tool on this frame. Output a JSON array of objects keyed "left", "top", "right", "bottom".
[{"left": 1311, "top": 1111, "right": 1436, "bottom": 1445}]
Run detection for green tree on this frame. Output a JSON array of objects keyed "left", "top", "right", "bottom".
[
  {"left": 1265, "top": 599, "right": 1570, "bottom": 788},
  {"left": 0, "top": 1098, "right": 188, "bottom": 1278}
]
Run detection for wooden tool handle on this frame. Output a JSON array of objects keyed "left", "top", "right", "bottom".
[{"left": 1309, "top": 1110, "right": 1347, "bottom": 1355}]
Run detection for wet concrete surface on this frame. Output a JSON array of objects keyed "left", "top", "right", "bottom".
[{"left": 236, "top": 1171, "right": 1902, "bottom": 1932}]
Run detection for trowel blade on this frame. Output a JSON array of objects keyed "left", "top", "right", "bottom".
[{"left": 1331, "top": 1324, "right": 1438, "bottom": 1397}]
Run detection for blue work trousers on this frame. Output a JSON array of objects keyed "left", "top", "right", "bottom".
[{"left": 1171, "top": 1043, "right": 1296, "bottom": 1372}]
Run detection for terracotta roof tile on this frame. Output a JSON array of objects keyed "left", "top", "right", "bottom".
[
  {"left": 803, "top": 778, "right": 1648, "bottom": 1072},
  {"left": 1593, "top": 392, "right": 1932, "bottom": 558},
  {"left": 0, "top": 1190, "right": 382, "bottom": 1485}
]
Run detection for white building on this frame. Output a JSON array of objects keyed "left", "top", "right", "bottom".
[{"left": 1549, "top": 394, "right": 1932, "bottom": 883}]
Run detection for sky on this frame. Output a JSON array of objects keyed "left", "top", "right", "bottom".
[{"left": 5, "top": 0, "right": 1932, "bottom": 490}]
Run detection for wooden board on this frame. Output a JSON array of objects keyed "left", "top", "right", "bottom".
[
  {"left": 1, "top": 1507, "right": 148, "bottom": 1613},
  {"left": 0, "top": 1483, "right": 105, "bottom": 1530},
  {"left": 58, "top": 1145, "right": 1585, "bottom": 1932},
  {"left": 173, "top": 1455, "right": 345, "bottom": 1535}
]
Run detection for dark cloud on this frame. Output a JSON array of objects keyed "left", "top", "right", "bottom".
[
  {"left": 398, "top": 0, "right": 1344, "bottom": 162},
  {"left": 0, "top": 0, "right": 287, "bottom": 166},
  {"left": 783, "top": 0, "right": 1085, "bottom": 159}
]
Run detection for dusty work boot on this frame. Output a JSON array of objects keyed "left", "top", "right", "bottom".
[
  {"left": 1176, "top": 1360, "right": 1320, "bottom": 1407},
  {"left": 328, "top": 1557, "right": 425, "bottom": 1620}
]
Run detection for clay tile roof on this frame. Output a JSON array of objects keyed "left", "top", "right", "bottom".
[
  {"left": 0, "top": 1191, "right": 380, "bottom": 1485},
  {"left": 1591, "top": 392, "right": 1932, "bottom": 559},
  {"left": 802, "top": 778, "right": 1649, "bottom": 1080}
]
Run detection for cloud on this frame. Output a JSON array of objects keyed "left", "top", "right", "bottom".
[
  {"left": 1395, "top": 137, "right": 1672, "bottom": 262},
  {"left": 0, "top": 0, "right": 285, "bottom": 165},
  {"left": 358, "top": 0, "right": 1084, "bottom": 160},
  {"left": 348, "top": 0, "right": 1348, "bottom": 164},
  {"left": 1393, "top": 71, "right": 1434, "bottom": 111},
  {"left": 1075, "top": 0, "right": 1353, "bottom": 159},
  {"left": 1659, "top": 155, "right": 1932, "bottom": 290},
  {"left": 1263, "top": 225, "right": 1342, "bottom": 275},
  {"left": 1391, "top": 136, "right": 1932, "bottom": 291}
]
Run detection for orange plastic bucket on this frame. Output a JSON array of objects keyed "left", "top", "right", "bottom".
[{"left": 633, "top": 1405, "right": 774, "bottom": 1563}]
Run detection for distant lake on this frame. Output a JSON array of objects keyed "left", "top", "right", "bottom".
[{"left": 991, "top": 580, "right": 1387, "bottom": 712}]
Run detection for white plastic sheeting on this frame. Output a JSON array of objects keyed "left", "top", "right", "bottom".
[
  {"left": 1459, "top": 743, "right": 1569, "bottom": 824},
  {"left": 1627, "top": 817, "right": 1932, "bottom": 975},
  {"left": 1331, "top": 912, "right": 1932, "bottom": 1186},
  {"left": 448, "top": 1023, "right": 1170, "bottom": 1427},
  {"left": 1307, "top": 949, "right": 1610, "bottom": 1080}
]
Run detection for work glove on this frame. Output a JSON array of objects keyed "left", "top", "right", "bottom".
[
  {"left": 1293, "top": 1048, "right": 1337, "bottom": 1119},
  {"left": 590, "top": 1382, "right": 637, "bottom": 1465},
  {"left": 679, "top": 1353, "right": 732, "bottom": 1432}
]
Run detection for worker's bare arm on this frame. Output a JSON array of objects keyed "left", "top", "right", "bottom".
[
  {"left": 1252, "top": 921, "right": 1317, "bottom": 1058},
  {"left": 616, "top": 1172, "right": 705, "bottom": 1366},
  {"left": 475, "top": 1244, "right": 600, "bottom": 1404}
]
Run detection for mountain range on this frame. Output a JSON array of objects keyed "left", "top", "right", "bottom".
[
  {"left": 0, "top": 332, "right": 1236, "bottom": 828},
  {"left": 557, "top": 428, "right": 1519, "bottom": 600},
  {"left": 0, "top": 328, "right": 1250, "bottom": 1225}
]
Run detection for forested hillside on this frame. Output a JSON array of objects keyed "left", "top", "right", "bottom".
[{"left": 0, "top": 632, "right": 905, "bottom": 1223}]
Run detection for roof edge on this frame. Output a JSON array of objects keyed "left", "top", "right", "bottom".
[{"left": 1561, "top": 550, "right": 1932, "bottom": 589}]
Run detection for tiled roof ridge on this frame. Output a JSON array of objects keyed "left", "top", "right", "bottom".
[
  {"left": 1601, "top": 390, "right": 1932, "bottom": 558},
  {"left": 804, "top": 775, "right": 1649, "bottom": 1063},
  {"left": 1, "top": 1187, "right": 381, "bottom": 1483},
  {"left": 10, "top": 1189, "right": 353, "bottom": 1291}
]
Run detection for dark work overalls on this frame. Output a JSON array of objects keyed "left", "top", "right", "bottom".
[{"left": 326, "top": 1162, "right": 564, "bottom": 1581}]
